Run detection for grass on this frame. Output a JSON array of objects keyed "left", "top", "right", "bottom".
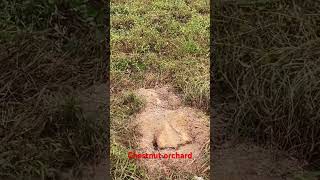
[
  {"left": 110, "top": 92, "right": 146, "bottom": 179},
  {"left": 0, "top": 0, "right": 106, "bottom": 179},
  {"left": 4, "top": 0, "right": 319, "bottom": 179},
  {"left": 110, "top": 0, "right": 210, "bottom": 179},
  {"left": 110, "top": 0, "right": 210, "bottom": 109},
  {"left": 212, "top": 0, "right": 320, "bottom": 171}
]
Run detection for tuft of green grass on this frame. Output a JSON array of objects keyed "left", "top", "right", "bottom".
[
  {"left": 110, "top": 91, "right": 147, "bottom": 179},
  {"left": 121, "top": 92, "right": 145, "bottom": 115},
  {"left": 110, "top": 90, "right": 145, "bottom": 148},
  {"left": 172, "top": 59, "right": 210, "bottom": 111},
  {"left": 110, "top": 142, "right": 146, "bottom": 180}
]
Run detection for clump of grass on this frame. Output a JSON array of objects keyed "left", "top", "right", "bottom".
[
  {"left": 213, "top": 0, "right": 320, "bottom": 168},
  {"left": 110, "top": 91, "right": 145, "bottom": 145},
  {"left": 121, "top": 92, "right": 146, "bottom": 116},
  {"left": 110, "top": 142, "right": 146, "bottom": 180},
  {"left": 110, "top": 91, "right": 147, "bottom": 179},
  {"left": 173, "top": 59, "right": 210, "bottom": 111}
]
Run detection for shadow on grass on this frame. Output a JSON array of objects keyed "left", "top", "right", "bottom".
[{"left": 212, "top": 0, "right": 320, "bottom": 171}]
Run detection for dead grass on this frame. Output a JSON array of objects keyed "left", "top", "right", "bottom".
[
  {"left": 0, "top": 0, "right": 106, "bottom": 179},
  {"left": 212, "top": 0, "right": 320, "bottom": 172}
]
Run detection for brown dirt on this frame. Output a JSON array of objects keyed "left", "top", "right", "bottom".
[{"left": 132, "top": 86, "right": 210, "bottom": 178}]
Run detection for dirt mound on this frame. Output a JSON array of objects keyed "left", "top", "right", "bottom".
[{"left": 132, "top": 86, "right": 210, "bottom": 177}]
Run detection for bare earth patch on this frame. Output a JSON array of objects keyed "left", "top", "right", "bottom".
[{"left": 131, "top": 86, "right": 210, "bottom": 177}]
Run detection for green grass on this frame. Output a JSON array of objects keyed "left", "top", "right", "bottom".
[
  {"left": 6, "top": 0, "right": 320, "bottom": 179},
  {"left": 110, "top": 0, "right": 209, "bottom": 179},
  {"left": 110, "top": 0, "right": 210, "bottom": 109},
  {"left": 110, "top": 91, "right": 146, "bottom": 179}
]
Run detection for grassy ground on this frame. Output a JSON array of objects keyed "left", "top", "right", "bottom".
[
  {"left": 110, "top": 0, "right": 210, "bottom": 179},
  {"left": 212, "top": 0, "right": 320, "bottom": 174},
  {"left": 3, "top": 0, "right": 319, "bottom": 179},
  {"left": 0, "top": 0, "right": 106, "bottom": 179}
]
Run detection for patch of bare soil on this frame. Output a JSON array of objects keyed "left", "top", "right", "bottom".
[{"left": 132, "top": 86, "right": 210, "bottom": 177}]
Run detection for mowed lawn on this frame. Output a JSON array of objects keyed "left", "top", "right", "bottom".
[{"left": 110, "top": 0, "right": 210, "bottom": 179}]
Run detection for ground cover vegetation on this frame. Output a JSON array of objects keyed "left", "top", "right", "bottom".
[
  {"left": 0, "top": 0, "right": 107, "bottom": 179},
  {"left": 212, "top": 0, "right": 320, "bottom": 177},
  {"left": 110, "top": 0, "right": 210, "bottom": 179}
]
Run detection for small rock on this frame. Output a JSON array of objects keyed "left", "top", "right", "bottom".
[{"left": 194, "top": 176, "right": 204, "bottom": 180}]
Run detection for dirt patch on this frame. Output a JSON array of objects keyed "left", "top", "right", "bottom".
[{"left": 132, "top": 86, "right": 210, "bottom": 177}]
